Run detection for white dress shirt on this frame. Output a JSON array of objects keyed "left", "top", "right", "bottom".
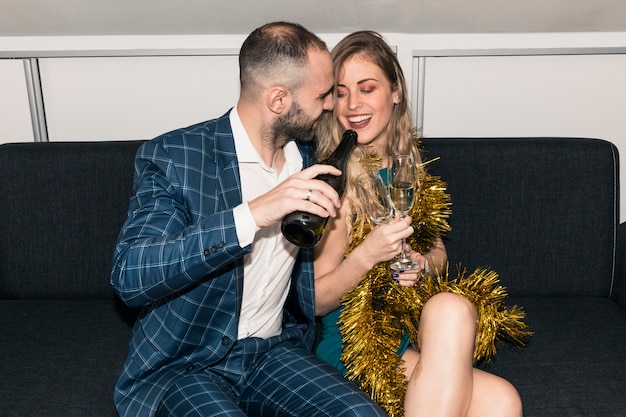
[{"left": 230, "top": 108, "right": 303, "bottom": 340}]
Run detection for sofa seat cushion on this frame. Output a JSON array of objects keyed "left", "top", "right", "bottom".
[
  {"left": 481, "top": 296, "right": 626, "bottom": 416},
  {"left": 0, "top": 299, "right": 135, "bottom": 417}
]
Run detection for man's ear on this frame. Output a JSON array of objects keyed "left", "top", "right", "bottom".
[{"left": 267, "top": 86, "right": 289, "bottom": 114}]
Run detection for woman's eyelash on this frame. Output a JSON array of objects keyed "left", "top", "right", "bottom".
[{"left": 337, "top": 88, "right": 373, "bottom": 98}]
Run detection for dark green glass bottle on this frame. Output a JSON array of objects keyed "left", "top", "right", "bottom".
[{"left": 281, "top": 129, "right": 358, "bottom": 247}]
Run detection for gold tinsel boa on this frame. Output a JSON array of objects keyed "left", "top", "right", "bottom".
[{"left": 338, "top": 161, "right": 531, "bottom": 416}]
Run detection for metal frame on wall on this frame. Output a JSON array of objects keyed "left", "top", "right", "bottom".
[{"left": 23, "top": 58, "right": 48, "bottom": 142}]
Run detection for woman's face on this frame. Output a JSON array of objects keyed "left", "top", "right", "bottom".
[{"left": 335, "top": 56, "right": 400, "bottom": 156}]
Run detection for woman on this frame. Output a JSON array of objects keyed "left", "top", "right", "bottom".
[{"left": 313, "top": 31, "right": 525, "bottom": 417}]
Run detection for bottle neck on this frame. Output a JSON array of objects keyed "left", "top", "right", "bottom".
[{"left": 324, "top": 130, "right": 357, "bottom": 167}]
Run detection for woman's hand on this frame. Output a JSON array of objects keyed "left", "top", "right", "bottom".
[
  {"left": 357, "top": 215, "right": 414, "bottom": 267},
  {"left": 392, "top": 246, "right": 430, "bottom": 286}
]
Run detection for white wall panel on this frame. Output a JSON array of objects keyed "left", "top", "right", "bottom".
[
  {"left": 0, "top": 59, "right": 34, "bottom": 143},
  {"left": 421, "top": 54, "right": 626, "bottom": 140},
  {"left": 419, "top": 54, "right": 626, "bottom": 220},
  {"left": 39, "top": 55, "right": 240, "bottom": 141}
]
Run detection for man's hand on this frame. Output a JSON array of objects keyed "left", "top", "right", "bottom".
[{"left": 248, "top": 164, "right": 342, "bottom": 228}]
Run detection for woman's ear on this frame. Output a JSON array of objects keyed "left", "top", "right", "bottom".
[
  {"left": 392, "top": 88, "right": 401, "bottom": 105},
  {"left": 267, "top": 86, "right": 290, "bottom": 114},
  {"left": 391, "top": 81, "right": 402, "bottom": 105}
]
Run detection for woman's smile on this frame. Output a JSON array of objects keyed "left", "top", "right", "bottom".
[{"left": 346, "top": 114, "right": 373, "bottom": 129}]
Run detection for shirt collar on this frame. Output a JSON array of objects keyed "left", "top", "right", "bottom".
[{"left": 230, "top": 107, "right": 259, "bottom": 165}]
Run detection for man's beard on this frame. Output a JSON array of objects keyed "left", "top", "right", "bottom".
[{"left": 269, "top": 101, "right": 316, "bottom": 147}]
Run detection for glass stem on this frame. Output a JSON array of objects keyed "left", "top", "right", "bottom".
[{"left": 398, "top": 213, "right": 409, "bottom": 262}]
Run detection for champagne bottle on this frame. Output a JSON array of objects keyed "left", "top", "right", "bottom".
[{"left": 281, "top": 129, "right": 358, "bottom": 247}]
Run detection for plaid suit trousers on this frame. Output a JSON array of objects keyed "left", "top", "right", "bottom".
[{"left": 155, "top": 328, "right": 386, "bottom": 417}]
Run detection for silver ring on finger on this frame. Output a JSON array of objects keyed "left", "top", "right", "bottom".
[{"left": 305, "top": 189, "right": 313, "bottom": 201}]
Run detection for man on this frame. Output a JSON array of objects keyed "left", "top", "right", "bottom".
[{"left": 110, "top": 22, "right": 386, "bottom": 417}]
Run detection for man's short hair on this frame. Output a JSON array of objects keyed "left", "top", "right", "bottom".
[{"left": 239, "top": 21, "right": 328, "bottom": 97}]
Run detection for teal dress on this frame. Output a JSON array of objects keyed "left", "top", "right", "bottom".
[
  {"left": 315, "top": 168, "right": 411, "bottom": 374},
  {"left": 316, "top": 308, "right": 412, "bottom": 374}
]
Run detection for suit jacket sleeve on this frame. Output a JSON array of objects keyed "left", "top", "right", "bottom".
[{"left": 110, "top": 130, "right": 249, "bottom": 308}]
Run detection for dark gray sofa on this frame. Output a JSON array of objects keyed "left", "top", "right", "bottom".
[{"left": 1, "top": 137, "right": 624, "bottom": 416}]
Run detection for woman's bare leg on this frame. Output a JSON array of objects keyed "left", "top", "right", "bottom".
[
  {"left": 401, "top": 292, "right": 522, "bottom": 417},
  {"left": 465, "top": 368, "right": 522, "bottom": 417}
]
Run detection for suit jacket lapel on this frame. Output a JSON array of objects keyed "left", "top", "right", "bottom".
[{"left": 213, "top": 111, "right": 243, "bottom": 209}]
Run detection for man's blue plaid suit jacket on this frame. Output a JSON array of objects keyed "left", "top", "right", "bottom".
[{"left": 110, "top": 110, "right": 317, "bottom": 417}]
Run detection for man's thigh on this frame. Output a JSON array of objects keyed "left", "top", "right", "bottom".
[
  {"left": 155, "top": 372, "right": 247, "bottom": 417},
  {"left": 241, "top": 343, "right": 386, "bottom": 417}
]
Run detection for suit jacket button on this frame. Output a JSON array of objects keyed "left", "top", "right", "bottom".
[
  {"left": 203, "top": 249, "right": 210, "bottom": 256},
  {"left": 186, "top": 364, "right": 195, "bottom": 372},
  {"left": 221, "top": 336, "right": 231, "bottom": 346}
]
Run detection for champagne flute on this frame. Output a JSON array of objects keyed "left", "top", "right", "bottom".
[
  {"left": 387, "top": 154, "right": 420, "bottom": 272},
  {"left": 356, "top": 170, "right": 395, "bottom": 225}
]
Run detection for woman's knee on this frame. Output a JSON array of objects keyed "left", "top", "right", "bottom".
[{"left": 422, "top": 292, "right": 477, "bottom": 325}]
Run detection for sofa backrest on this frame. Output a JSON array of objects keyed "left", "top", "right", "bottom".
[
  {"left": 0, "top": 138, "right": 619, "bottom": 300},
  {"left": 0, "top": 141, "right": 143, "bottom": 300},
  {"left": 423, "top": 137, "right": 619, "bottom": 298}
]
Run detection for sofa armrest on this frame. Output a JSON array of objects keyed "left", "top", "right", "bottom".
[{"left": 614, "top": 222, "right": 626, "bottom": 309}]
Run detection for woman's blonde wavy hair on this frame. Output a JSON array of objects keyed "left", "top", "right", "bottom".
[{"left": 316, "top": 30, "right": 423, "bottom": 238}]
